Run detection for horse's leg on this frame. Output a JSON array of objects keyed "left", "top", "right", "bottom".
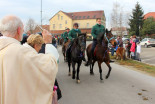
[
  {"left": 76, "top": 61, "right": 82, "bottom": 83},
  {"left": 97, "top": 61, "right": 103, "bottom": 80},
  {"left": 90, "top": 60, "right": 95, "bottom": 75},
  {"left": 68, "top": 60, "right": 71, "bottom": 76},
  {"left": 105, "top": 61, "right": 112, "bottom": 79},
  {"left": 72, "top": 62, "right": 76, "bottom": 79}
]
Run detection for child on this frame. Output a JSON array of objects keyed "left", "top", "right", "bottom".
[{"left": 136, "top": 42, "right": 141, "bottom": 61}]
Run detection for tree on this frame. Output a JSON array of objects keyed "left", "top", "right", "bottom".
[
  {"left": 141, "top": 17, "right": 155, "bottom": 36},
  {"left": 128, "top": 2, "right": 144, "bottom": 36},
  {"left": 110, "top": 2, "right": 124, "bottom": 36},
  {"left": 25, "top": 18, "right": 36, "bottom": 34}
]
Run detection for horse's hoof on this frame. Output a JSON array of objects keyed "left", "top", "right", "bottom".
[
  {"left": 72, "top": 76, "right": 75, "bottom": 79},
  {"left": 100, "top": 78, "right": 103, "bottom": 80},
  {"left": 68, "top": 72, "right": 71, "bottom": 76},
  {"left": 90, "top": 72, "right": 94, "bottom": 75},
  {"left": 76, "top": 80, "right": 80, "bottom": 83},
  {"left": 105, "top": 76, "right": 109, "bottom": 79}
]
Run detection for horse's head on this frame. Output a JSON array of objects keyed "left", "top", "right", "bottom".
[
  {"left": 76, "top": 33, "right": 86, "bottom": 51},
  {"left": 105, "top": 29, "right": 117, "bottom": 47}
]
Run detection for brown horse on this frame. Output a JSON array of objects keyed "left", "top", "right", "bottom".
[
  {"left": 62, "top": 40, "right": 70, "bottom": 61},
  {"left": 59, "top": 38, "right": 64, "bottom": 45},
  {"left": 116, "top": 47, "right": 126, "bottom": 60},
  {"left": 86, "top": 29, "right": 116, "bottom": 81}
]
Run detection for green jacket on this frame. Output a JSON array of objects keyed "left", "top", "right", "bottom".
[
  {"left": 62, "top": 32, "right": 69, "bottom": 42},
  {"left": 91, "top": 24, "right": 105, "bottom": 39},
  {"left": 68, "top": 29, "right": 81, "bottom": 41}
]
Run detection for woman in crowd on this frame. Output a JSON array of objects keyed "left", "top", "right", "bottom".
[{"left": 130, "top": 35, "right": 136, "bottom": 59}]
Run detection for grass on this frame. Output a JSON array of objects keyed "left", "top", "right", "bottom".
[{"left": 110, "top": 55, "right": 155, "bottom": 76}]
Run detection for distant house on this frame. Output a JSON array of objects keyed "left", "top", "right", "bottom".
[
  {"left": 144, "top": 12, "right": 155, "bottom": 19},
  {"left": 49, "top": 10, "right": 106, "bottom": 36},
  {"left": 111, "top": 27, "right": 129, "bottom": 37},
  {"left": 32, "top": 25, "right": 50, "bottom": 34}
]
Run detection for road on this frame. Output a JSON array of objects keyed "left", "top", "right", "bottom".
[
  {"left": 56, "top": 45, "right": 155, "bottom": 104},
  {"left": 141, "top": 47, "right": 155, "bottom": 66}
]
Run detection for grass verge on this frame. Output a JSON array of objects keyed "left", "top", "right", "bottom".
[{"left": 110, "top": 55, "right": 155, "bottom": 76}]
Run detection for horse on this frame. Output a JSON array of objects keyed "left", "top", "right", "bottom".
[
  {"left": 86, "top": 29, "right": 116, "bottom": 81},
  {"left": 62, "top": 40, "right": 70, "bottom": 61},
  {"left": 59, "top": 38, "right": 64, "bottom": 45},
  {"left": 116, "top": 47, "right": 126, "bottom": 60},
  {"left": 67, "top": 33, "right": 86, "bottom": 83}
]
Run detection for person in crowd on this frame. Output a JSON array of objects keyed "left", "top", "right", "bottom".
[
  {"left": 111, "top": 44, "right": 115, "bottom": 56},
  {"left": 24, "top": 34, "right": 62, "bottom": 101},
  {"left": 0, "top": 32, "right": 2, "bottom": 37},
  {"left": 117, "top": 35, "right": 123, "bottom": 47},
  {"left": 130, "top": 35, "right": 136, "bottom": 59},
  {"left": 62, "top": 28, "right": 70, "bottom": 43},
  {"left": 0, "top": 15, "right": 58, "bottom": 104},
  {"left": 21, "top": 30, "right": 31, "bottom": 44},
  {"left": 52, "top": 36, "right": 57, "bottom": 48},
  {"left": 126, "top": 39, "right": 131, "bottom": 58},
  {"left": 136, "top": 42, "right": 141, "bottom": 61},
  {"left": 66, "top": 23, "right": 86, "bottom": 61}
]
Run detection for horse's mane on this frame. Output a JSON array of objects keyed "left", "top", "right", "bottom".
[{"left": 97, "top": 33, "right": 105, "bottom": 44}]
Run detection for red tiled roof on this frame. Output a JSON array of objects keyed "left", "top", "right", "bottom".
[
  {"left": 62, "top": 10, "right": 104, "bottom": 20},
  {"left": 32, "top": 25, "right": 50, "bottom": 33},
  {"left": 144, "top": 12, "right": 155, "bottom": 19}
]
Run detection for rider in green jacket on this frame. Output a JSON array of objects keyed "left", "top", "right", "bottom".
[
  {"left": 86, "top": 18, "right": 105, "bottom": 65},
  {"left": 62, "top": 28, "right": 70, "bottom": 43},
  {"left": 66, "top": 23, "right": 86, "bottom": 61}
]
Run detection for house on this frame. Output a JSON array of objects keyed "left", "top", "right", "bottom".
[
  {"left": 144, "top": 12, "right": 155, "bottom": 19},
  {"left": 111, "top": 27, "right": 129, "bottom": 37},
  {"left": 32, "top": 25, "right": 50, "bottom": 34},
  {"left": 49, "top": 10, "right": 106, "bottom": 36}
]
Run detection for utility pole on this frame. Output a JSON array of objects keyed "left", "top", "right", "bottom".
[{"left": 41, "top": 0, "right": 42, "bottom": 27}]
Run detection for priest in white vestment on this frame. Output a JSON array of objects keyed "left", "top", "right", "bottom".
[{"left": 0, "top": 15, "right": 58, "bottom": 104}]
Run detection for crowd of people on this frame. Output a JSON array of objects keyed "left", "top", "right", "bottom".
[{"left": 110, "top": 35, "right": 141, "bottom": 61}]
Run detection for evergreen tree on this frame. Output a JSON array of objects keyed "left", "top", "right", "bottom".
[{"left": 128, "top": 2, "right": 144, "bottom": 36}]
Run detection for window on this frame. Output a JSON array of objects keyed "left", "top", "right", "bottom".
[
  {"left": 59, "top": 24, "right": 62, "bottom": 29},
  {"left": 58, "top": 14, "right": 60, "bottom": 20},
  {"left": 87, "top": 16, "right": 90, "bottom": 19},
  {"left": 79, "top": 16, "right": 81, "bottom": 19},
  {"left": 61, "top": 16, "right": 63, "bottom": 20},
  {"left": 65, "top": 20, "right": 67, "bottom": 24},
  {"left": 87, "top": 23, "right": 89, "bottom": 28},
  {"left": 83, "top": 16, "right": 85, "bottom": 19},
  {"left": 75, "top": 16, "right": 78, "bottom": 19},
  {"left": 53, "top": 24, "right": 55, "bottom": 29},
  {"left": 93, "top": 15, "right": 96, "bottom": 19}
]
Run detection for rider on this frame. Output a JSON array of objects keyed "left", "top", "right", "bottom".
[
  {"left": 86, "top": 18, "right": 105, "bottom": 65},
  {"left": 62, "top": 28, "right": 70, "bottom": 43},
  {"left": 66, "top": 23, "right": 86, "bottom": 61}
]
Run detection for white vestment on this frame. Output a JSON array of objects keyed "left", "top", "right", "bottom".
[{"left": 0, "top": 37, "right": 58, "bottom": 104}]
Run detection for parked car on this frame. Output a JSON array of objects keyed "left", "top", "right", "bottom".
[{"left": 140, "top": 38, "right": 155, "bottom": 48}]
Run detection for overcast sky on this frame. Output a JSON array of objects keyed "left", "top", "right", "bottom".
[{"left": 0, "top": 0, "right": 154, "bottom": 28}]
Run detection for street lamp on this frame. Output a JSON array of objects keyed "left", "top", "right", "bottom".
[{"left": 41, "top": 0, "right": 42, "bottom": 27}]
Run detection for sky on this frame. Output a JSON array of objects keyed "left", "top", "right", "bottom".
[{"left": 0, "top": 0, "right": 154, "bottom": 29}]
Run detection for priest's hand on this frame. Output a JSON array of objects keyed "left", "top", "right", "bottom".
[{"left": 42, "top": 29, "right": 52, "bottom": 44}]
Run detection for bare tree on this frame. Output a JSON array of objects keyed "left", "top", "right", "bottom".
[
  {"left": 110, "top": 2, "right": 124, "bottom": 36},
  {"left": 25, "top": 18, "right": 36, "bottom": 34}
]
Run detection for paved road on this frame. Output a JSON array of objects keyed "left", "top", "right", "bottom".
[
  {"left": 56, "top": 45, "right": 155, "bottom": 104},
  {"left": 141, "top": 47, "right": 155, "bottom": 66}
]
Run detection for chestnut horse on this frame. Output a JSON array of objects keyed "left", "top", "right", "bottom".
[
  {"left": 116, "top": 47, "right": 126, "bottom": 60},
  {"left": 86, "top": 29, "right": 116, "bottom": 81}
]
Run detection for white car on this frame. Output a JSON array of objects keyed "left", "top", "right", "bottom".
[{"left": 140, "top": 38, "right": 155, "bottom": 48}]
